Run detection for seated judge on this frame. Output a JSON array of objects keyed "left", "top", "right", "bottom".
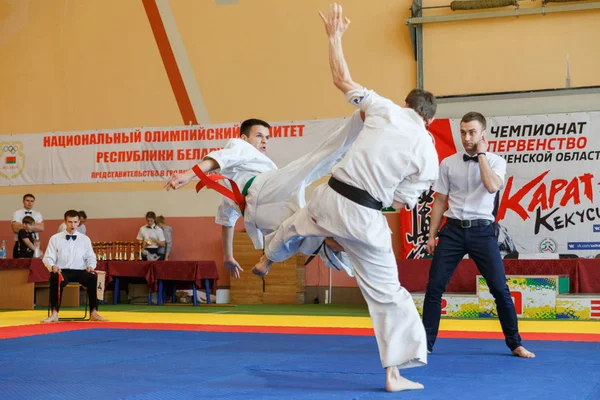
[
  {"left": 136, "top": 211, "right": 166, "bottom": 260},
  {"left": 42, "top": 209, "right": 106, "bottom": 323}
]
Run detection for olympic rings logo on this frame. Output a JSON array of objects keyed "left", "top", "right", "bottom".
[{"left": 3, "top": 145, "right": 19, "bottom": 154}]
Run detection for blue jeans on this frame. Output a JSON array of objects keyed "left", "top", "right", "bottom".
[{"left": 422, "top": 222, "right": 522, "bottom": 351}]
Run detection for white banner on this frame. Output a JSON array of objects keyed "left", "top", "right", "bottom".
[
  {"left": 0, "top": 118, "right": 349, "bottom": 186},
  {"left": 3, "top": 111, "right": 600, "bottom": 257}
]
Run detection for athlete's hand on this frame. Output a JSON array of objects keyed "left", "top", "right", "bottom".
[
  {"left": 165, "top": 173, "right": 190, "bottom": 191},
  {"left": 319, "top": 3, "right": 351, "bottom": 41},
  {"left": 224, "top": 257, "right": 244, "bottom": 279}
]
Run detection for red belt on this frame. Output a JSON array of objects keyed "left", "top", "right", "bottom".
[
  {"left": 192, "top": 165, "right": 246, "bottom": 213},
  {"left": 57, "top": 272, "right": 64, "bottom": 303}
]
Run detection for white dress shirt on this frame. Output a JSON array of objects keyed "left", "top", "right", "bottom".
[
  {"left": 136, "top": 224, "right": 165, "bottom": 249},
  {"left": 12, "top": 208, "right": 43, "bottom": 241},
  {"left": 43, "top": 231, "right": 97, "bottom": 271},
  {"left": 206, "top": 139, "right": 278, "bottom": 227},
  {"left": 433, "top": 151, "right": 506, "bottom": 221}
]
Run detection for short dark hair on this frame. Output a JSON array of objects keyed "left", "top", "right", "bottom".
[
  {"left": 23, "top": 194, "right": 35, "bottom": 201},
  {"left": 22, "top": 216, "right": 35, "bottom": 225},
  {"left": 405, "top": 89, "right": 437, "bottom": 122},
  {"left": 461, "top": 111, "right": 487, "bottom": 130},
  {"left": 64, "top": 209, "right": 79, "bottom": 220},
  {"left": 78, "top": 210, "right": 87, "bottom": 220},
  {"left": 240, "top": 118, "right": 270, "bottom": 137},
  {"left": 145, "top": 211, "right": 156, "bottom": 220}
]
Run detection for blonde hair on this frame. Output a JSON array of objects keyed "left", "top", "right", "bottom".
[{"left": 155, "top": 215, "right": 166, "bottom": 224}]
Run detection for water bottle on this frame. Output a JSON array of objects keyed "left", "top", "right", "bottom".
[
  {"left": 0, "top": 240, "right": 6, "bottom": 259},
  {"left": 34, "top": 240, "right": 42, "bottom": 258}
]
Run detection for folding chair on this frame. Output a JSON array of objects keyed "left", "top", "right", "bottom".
[{"left": 47, "top": 283, "right": 90, "bottom": 321}]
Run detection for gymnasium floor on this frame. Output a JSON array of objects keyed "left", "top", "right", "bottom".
[{"left": 1, "top": 304, "right": 599, "bottom": 399}]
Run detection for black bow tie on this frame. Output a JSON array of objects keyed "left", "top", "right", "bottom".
[
  {"left": 66, "top": 235, "right": 77, "bottom": 241},
  {"left": 463, "top": 154, "right": 479, "bottom": 163},
  {"left": 24, "top": 211, "right": 32, "bottom": 215},
  {"left": 147, "top": 226, "right": 155, "bottom": 229}
]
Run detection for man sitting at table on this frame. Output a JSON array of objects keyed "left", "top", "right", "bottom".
[{"left": 42, "top": 209, "right": 107, "bottom": 323}]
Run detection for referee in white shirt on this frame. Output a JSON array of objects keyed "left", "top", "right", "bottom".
[
  {"left": 424, "top": 112, "right": 534, "bottom": 358},
  {"left": 42, "top": 210, "right": 106, "bottom": 323}
]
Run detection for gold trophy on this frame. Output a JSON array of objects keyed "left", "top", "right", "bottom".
[
  {"left": 108, "top": 242, "right": 113, "bottom": 261},
  {"left": 121, "top": 241, "right": 126, "bottom": 261},
  {"left": 138, "top": 240, "right": 143, "bottom": 260},
  {"left": 130, "top": 242, "right": 136, "bottom": 261},
  {"left": 102, "top": 242, "right": 108, "bottom": 261},
  {"left": 117, "top": 241, "right": 123, "bottom": 261}
]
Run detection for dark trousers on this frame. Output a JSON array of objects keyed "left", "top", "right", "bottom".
[
  {"left": 49, "top": 269, "right": 98, "bottom": 311},
  {"left": 422, "top": 223, "right": 522, "bottom": 351}
]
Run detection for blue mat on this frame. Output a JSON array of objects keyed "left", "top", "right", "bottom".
[{"left": 0, "top": 329, "right": 598, "bottom": 399}]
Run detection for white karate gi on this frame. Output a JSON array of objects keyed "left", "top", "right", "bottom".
[
  {"left": 264, "top": 88, "right": 440, "bottom": 369},
  {"left": 206, "top": 111, "right": 365, "bottom": 272}
]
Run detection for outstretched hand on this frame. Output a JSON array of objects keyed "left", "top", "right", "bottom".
[
  {"left": 318, "top": 3, "right": 351, "bottom": 40},
  {"left": 224, "top": 257, "right": 244, "bottom": 279},
  {"left": 164, "top": 173, "right": 190, "bottom": 191}
]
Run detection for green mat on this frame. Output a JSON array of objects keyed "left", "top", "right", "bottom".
[{"left": 0, "top": 304, "right": 371, "bottom": 317}]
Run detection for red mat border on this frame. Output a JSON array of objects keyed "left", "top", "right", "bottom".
[{"left": 0, "top": 322, "right": 599, "bottom": 342}]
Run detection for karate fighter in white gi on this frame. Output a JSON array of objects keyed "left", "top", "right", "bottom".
[
  {"left": 261, "top": 3, "right": 440, "bottom": 392},
  {"left": 165, "top": 113, "right": 365, "bottom": 279}
]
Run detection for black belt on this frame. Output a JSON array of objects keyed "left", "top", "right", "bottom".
[
  {"left": 328, "top": 177, "right": 383, "bottom": 210},
  {"left": 446, "top": 218, "right": 493, "bottom": 228}
]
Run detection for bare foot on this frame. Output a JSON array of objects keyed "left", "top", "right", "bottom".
[
  {"left": 325, "top": 237, "right": 344, "bottom": 252},
  {"left": 252, "top": 254, "right": 273, "bottom": 277},
  {"left": 385, "top": 366, "right": 424, "bottom": 392},
  {"left": 41, "top": 312, "right": 59, "bottom": 324},
  {"left": 512, "top": 346, "right": 535, "bottom": 358},
  {"left": 90, "top": 311, "right": 108, "bottom": 322}
]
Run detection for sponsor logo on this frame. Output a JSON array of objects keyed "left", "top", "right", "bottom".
[
  {"left": 0, "top": 142, "right": 26, "bottom": 179},
  {"left": 539, "top": 237, "right": 557, "bottom": 253}
]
